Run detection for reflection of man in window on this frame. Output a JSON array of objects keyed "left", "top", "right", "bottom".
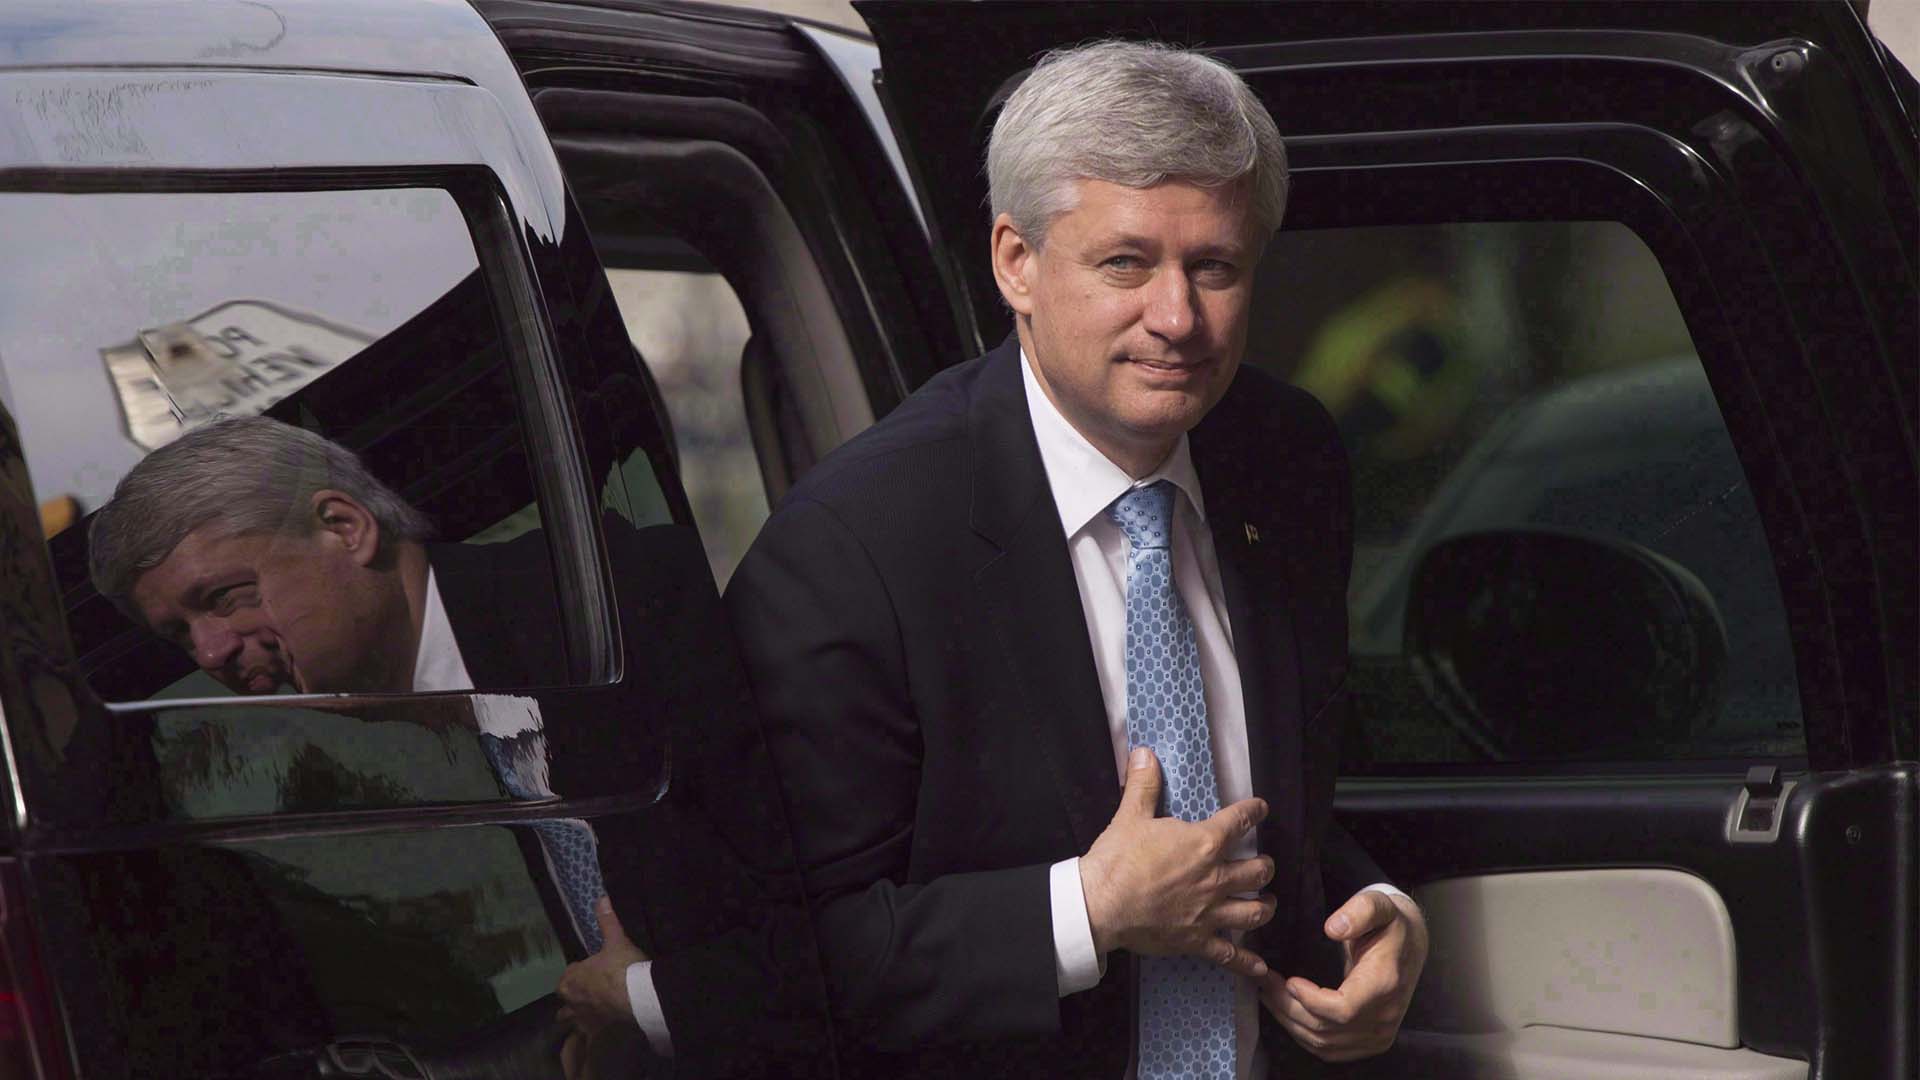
[
  {"left": 86, "top": 418, "right": 624, "bottom": 1004},
  {"left": 89, "top": 417, "right": 825, "bottom": 1076},
  {"left": 90, "top": 418, "right": 439, "bottom": 697}
]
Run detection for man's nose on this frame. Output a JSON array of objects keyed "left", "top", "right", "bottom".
[
  {"left": 1141, "top": 267, "right": 1199, "bottom": 343},
  {"left": 188, "top": 618, "right": 243, "bottom": 672}
]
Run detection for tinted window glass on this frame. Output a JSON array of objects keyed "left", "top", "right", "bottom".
[
  {"left": 0, "top": 187, "right": 570, "bottom": 704},
  {"left": 37, "top": 824, "right": 592, "bottom": 1078},
  {"left": 1, "top": 183, "right": 637, "bottom": 1076},
  {"left": 230, "top": 828, "right": 570, "bottom": 1025},
  {"left": 1253, "top": 221, "right": 1801, "bottom": 765}
]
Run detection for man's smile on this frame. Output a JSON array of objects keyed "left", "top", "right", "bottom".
[{"left": 1125, "top": 354, "right": 1216, "bottom": 384}]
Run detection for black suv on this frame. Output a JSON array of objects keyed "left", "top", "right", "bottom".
[{"left": 0, "top": 1, "right": 1912, "bottom": 1078}]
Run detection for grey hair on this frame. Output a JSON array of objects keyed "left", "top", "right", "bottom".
[
  {"left": 88, "top": 416, "right": 433, "bottom": 603},
  {"left": 987, "top": 40, "right": 1288, "bottom": 247}
]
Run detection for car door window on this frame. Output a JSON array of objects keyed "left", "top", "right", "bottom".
[
  {"left": 0, "top": 180, "right": 612, "bottom": 1074},
  {"left": 1253, "top": 220, "right": 1803, "bottom": 766},
  {"left": 1, "top": 186, "right": 574, "bottom": 704}
]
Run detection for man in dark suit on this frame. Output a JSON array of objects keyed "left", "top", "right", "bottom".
[
  {"left": 86, "top": 416, "right": 828, "bottom": 1078},
  {"left": 723, "top": 41, "right": 1429, "bottom": 1078}
]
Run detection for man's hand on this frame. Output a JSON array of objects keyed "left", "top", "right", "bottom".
[
  {"left": 557, "top": 897, "right": 650, "bottom": 1033},
  {"left": 1079, "top": 746, "right": 1277, "bottom": 978},
  {"left": 559, "top": 1015, "right": 650, "bottom": 1080},
  {"left": 560, "top": 1026, "right": 620, "bottom": 1080},
  {"left": 1261, "top": 889, "right": 1428, "bottom": 1062}
]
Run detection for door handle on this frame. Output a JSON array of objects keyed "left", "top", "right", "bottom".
[{"left": 1728, "top": 765, "right": 1795, "bottom": 844}]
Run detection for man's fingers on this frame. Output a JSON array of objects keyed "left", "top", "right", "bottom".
[
  {"left": 594, "top": 896, "right": 632, "bottom": 949},
  {"left": 1264, "top": 972, "right": 1400, "bottom": 1063},
  {"left": 1218, "top": 855, "right": 1276, "bottom": 895},
  {"left": 1205, "top": 796, "right": 1269, "bottom": 841},
  {"left": 1266, "top": 983, "right": 1332, "bottom": 1034},
  {"left": 1325, "top": 888, "right": 1398, "bottom": 942},
  {"left": 1206, "top": 894, "right": 1277, "bottom": 933},
  {"left": 1287, "top": 976, "right": 1359, "bottom": 1024},
  {"left": 1275, "top": 1011, "right": 1376, "bottom": 1064},
  {"left": 1330, "top": 946, "right": 1406, "bottom": 1014},
  {"left": 1117, "top": 746, "right": 1163, "bottom": 817},
  {"left": 1200, "top": 936, "right": 1269, "bottom": 979}
]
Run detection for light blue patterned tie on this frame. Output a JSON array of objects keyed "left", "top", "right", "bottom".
[
  {"left": 479, "top": 732, "right": 607, "bottom": 953},
  {"left": 1109, "top": 481, "right": 1237, "bottom": 1080}
]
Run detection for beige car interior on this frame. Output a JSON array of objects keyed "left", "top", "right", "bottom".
[{"left": 1397, "top": 869, "right": 1807, "bottom": 1079}]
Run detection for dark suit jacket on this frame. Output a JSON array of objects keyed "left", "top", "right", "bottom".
[
  {"left": 431, "top": 527, "right": 834, "bottom": 1079},
  {"left": 725, "top": 337, "right": 1385, "bottom": 1078}
]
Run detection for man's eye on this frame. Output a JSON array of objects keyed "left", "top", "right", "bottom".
[
  {"left": 1102, "top": 255, "right": 1147, "bottom": 272},
  {"left": 210, "top": 585, "right": 259, "bottom": 615},
  {"left": 1193, "top": 259, "right": 1239, "bottom": 282}
]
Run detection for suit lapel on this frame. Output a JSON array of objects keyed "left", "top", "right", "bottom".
[
  {"left": 968, "top": 339, "right": 1118, "bottom": 852},
  {"left": 1204, "top": 507, "right": 1304, "bottom": 814},
  {"left": 1190, "top": 395, "right": 1308, "bottom": 944}
]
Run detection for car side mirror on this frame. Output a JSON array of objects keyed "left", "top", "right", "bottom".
[{"left": 1405, "top": 529, "right": 1729, "bottom": 759}]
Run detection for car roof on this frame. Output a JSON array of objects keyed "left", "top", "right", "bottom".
[
  {"left": 0, "top": 0, "right": 504, "bottom": 85},
  {"left": 0, "top": 0, "right": 568, "bottom": 248}
]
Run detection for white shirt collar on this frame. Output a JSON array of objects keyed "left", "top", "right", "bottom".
[
  {"left": 410, "top": 566, "right": 473, "bottom": 694},
  {"left": 1020, "top": 346, "right": 1208, "bottom": 539}
]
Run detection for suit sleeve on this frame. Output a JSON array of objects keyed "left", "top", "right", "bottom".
[
  {"left": 724, "top": 496, "right": 1061, "bottom": 1053},
  {"left": 583, "top": 520, "right": 833, "bottom": 1079},
  {"left": 1322, "top": 819, "right": 1392, "bottom": 904},
  {"left": 1306, "top": 396, "right": 1396, "bottom": 906},
  {"left": 1277, "top": 376, "right": 1398, "bottom": 945}
]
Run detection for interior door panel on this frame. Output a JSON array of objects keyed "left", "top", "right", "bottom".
[
  {"left": 1408, "top": 869, "right": 1739, "bottom": 1046},
  {"left": 1394, "top": 868, "right": 1808, "bottom": 1078},
  {"left": 1392, "top": 1027, "right": 1807, "bottom": 1080},
  {"left": 1336, "top": 764, "right": 1919, "bottom": 1077}
]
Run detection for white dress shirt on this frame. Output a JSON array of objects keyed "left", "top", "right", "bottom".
[
  {"left": 1022, "top": 353, "right": 1399, "bottom": 1078},
  {"left": 411, "top": 568, "right": 673, "bottom": 1056}
]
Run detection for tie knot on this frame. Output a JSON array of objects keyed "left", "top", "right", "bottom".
[{"left": 1107, "top": 480, "right": 1177, "bottom": 550}]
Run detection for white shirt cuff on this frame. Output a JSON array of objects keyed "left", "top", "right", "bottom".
[
  {"left": 1362, "top": 882, "right": 1410, "bottom": 902},
  {"left": 625, "top": 960, "right": 673, "bottom": 1057},
  {"left": 1049, "top": 857, "right": 1105, "bottom": 997}
]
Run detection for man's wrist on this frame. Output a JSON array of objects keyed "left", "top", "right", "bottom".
[
  {"left": 624, "top": 959, "right": 672, "bottom": 1057},
  {"left": 1363, "top": 883, "right": 1419, "bottom": 922},
  {"left": 1051, "top": 858, "right": 1106, "bottom": 996},
  {"left": 1075, "top": 852, "right": 1118, "bottom": 957}
]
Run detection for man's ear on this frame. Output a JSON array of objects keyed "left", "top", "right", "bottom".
[
  {"left": 310, "top": 490, "right": 381, "bottom": 568},
  {"left": 990, "top": 212, "right": 1037, "bottom": 317}
]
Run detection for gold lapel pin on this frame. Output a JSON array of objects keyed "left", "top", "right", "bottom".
[{"left": 1244, "top": 522, "right": 1261, "bottom": 545}]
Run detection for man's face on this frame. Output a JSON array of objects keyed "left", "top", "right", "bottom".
[
  {"left": 128, "top": 521, "right": 381, "bottom": 695},
  {"left": 994, "top": 177, "right": 1264, "bottom": 471}
]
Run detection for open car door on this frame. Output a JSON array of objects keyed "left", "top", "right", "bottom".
[
  {"left": 859, "top": 3, "right": 1917, "bottom": 1077},
  {"left": 475, "top": 0, "right": 966, "bottom": 590}
]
